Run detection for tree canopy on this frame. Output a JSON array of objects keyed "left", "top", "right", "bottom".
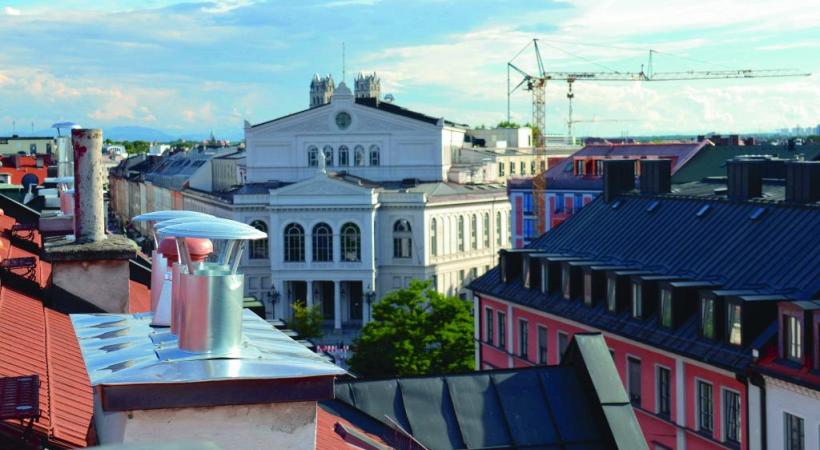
[{"left": 348, "top": 280, "right": 474, "bottom": 378}]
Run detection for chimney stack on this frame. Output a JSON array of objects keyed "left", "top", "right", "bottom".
[
  {"left": 639, "top": 159, "right": 672, "bottom": 195},
  {"left": 727, "top": 158, "right": 764, "bottom": 201},
  {"left": 603, "top": 159, "right": 636, "bottom": 202},
  {"left": 71, "top": 128, "right": 104, "bottom": 243},
  {"left": 42, "top": 129, "right": 137, "bottom": 313},
  {"left": 785, "top": 160, "right": 820, "bottom": 204}
]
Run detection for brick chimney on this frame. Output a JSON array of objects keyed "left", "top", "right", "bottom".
[{"left": 41, "top": 129, "right": 137, "bottom": 313}]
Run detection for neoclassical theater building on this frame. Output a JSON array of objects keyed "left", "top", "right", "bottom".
[{"left": 182, "top": 75, "right": 510, "bottom": 329}]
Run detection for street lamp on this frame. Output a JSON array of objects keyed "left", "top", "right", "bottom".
[
  {"left": 364, "top": 285, "right": 376, "bottom": 319},
  {"left": 267, "top": 285, "right": 280, "bottom": 319}
]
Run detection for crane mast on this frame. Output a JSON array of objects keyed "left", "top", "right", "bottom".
[{"left": 507, "top": 38, "right": 811, "bottom": 238}]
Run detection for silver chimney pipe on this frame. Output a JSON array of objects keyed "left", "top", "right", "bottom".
[{"left": 160, "top": 220, "right": 266, "bottom": 355}]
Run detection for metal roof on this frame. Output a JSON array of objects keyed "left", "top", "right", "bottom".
[
  {"left": 471, "top": 193, "right": 820, "bottom": 372},
  {"left": 71, "top": 310, "right": 345, "bottom": 386},
  {"left": 327, "top": 334, "right": 645, "bottom": 450}
]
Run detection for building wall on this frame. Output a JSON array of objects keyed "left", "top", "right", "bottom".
[
  {"left": 477, "top": 294, "right": 753, "bottom": 450},
  {"left": 763, "top": 376, "right": 820, "bottom": 450},
  {"left": 0, "top": 137, "right": 56, "bottom": 155},
  {"left": 510, "top": 188, "right": 596, "bottom": 247},
  {"left": 245, "top": 92, "right": 457, "bottom": 183}
]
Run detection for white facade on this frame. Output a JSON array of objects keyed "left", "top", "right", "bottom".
[
  {"left": 763, "top": 375, "right": 820, "bottom": 450},
  {"left": 179, "top": 82, "right": 511, "bottom": 331},
  {"left": 245, "top": 82, "right": 465, "bottom": 184},
  {"left": 468, "top": 127, "right": 532, "bottom": 149}
]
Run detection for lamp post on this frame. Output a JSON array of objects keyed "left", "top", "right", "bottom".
[
  {"left": 268, "top": 285, "right": 280, "bottom": 319},
  {"left": 364, "top": 287, "right": 376, "bottom": 322}
]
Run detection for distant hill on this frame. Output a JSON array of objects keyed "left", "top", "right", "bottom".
[
  {"left": 8, "top": 126, "right": 243, "bottom": 142},
  {"left": 105, "top": 126, "right": 177, "bottom": 142}
]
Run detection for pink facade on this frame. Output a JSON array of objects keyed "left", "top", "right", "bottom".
[{"left": 478, "top": 294, "right": 751, "bottom": 450}]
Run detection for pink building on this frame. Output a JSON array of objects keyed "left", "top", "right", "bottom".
[
  {"left": 508, "top": 141, "right": 709, "bottom": 247},
  {"left": 472, "top": 158, "right": 820, "bottom": 449}
]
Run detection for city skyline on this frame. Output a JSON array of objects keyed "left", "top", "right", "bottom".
[{"left": 1, "top": 0, "right": 819, "bottom": 138}]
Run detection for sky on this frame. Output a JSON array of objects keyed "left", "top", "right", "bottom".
[{"left": 1, "top": 0, "right": 819, "bottom": 139}]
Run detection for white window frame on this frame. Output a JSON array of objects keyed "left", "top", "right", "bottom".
[
  {"left": 720, "top": 386, "right": 742, "bottom": 445},
  {"left": 655, "top": 364, "right": 672, "bottom": 418},
  {"left": 695, "top": 377, "right": 714, "bottom": 435}
]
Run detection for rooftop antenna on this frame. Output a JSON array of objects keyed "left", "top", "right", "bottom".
[{"left": 342, "top": 42, "right": 346, "bottom": 83}]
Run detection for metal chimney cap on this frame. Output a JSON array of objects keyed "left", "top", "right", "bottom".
[
  {"left": 45, "top": 176, "right": 74, "bottom": 184},
  {"left": 155, "top": 216, "right": 218, "bottom": 232},
  {"left": 158, "top": 237, "right": 213, "bottom": 258},
  {"left": 132, "top": 210, "right": 211, "bottom": 223},
  {"left": 161, "top": 220, "right": 267, "bottom": 240}
]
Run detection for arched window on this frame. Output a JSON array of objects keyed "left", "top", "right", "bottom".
[
  {"left": 457, "top": 216, "right": 465, "bottom": 252},
  {"left": 307, "top": 146, "right": 318, "bottom": 167},
  {"left": 496, "top": 211, "right": 502, "bottom": 246},
  {"left": 393, "top": 220, "right": 412, "bottom": 259},
  {"left": 430, "top": 218, "right": 438, "bottom": 257},
  {"left": 284, "top": 223, "right": 304, "bottom": 262},
  {"left": 323, "top": 145, "right": 334, "bottom": 166},
  {"left": 338, "top": 145, "right": 349, "bottom": 166},
  {"left": 341, "top": 223, "right": 360, "bottom": 262},
  {"left": 369, "top": 145, "right": 380, "bottom": 166},
  {"left": 354, "top": 145, "right": 365, "bottom": 166},
  {"left": 483, "top": 212, "right": 490, "bottom": 248},
  {"left": 470, "top": 214, "right": 478, "bottom": 250},
  {"left": 312, "top": 223, "right": 333, "bottom": 262},
  {"left": 249, "top": 220, "right": 268, "bottom": 259}
]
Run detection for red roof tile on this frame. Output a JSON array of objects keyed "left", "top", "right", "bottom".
[
  {"left": 316, "top": 406, "right": 393, "bottom": 450},
  {"left": 129, "top": 280, "right": 151, "bottom": 314},
  {"left": 0, "top": 212, "right": 92, "bottom": 448}
]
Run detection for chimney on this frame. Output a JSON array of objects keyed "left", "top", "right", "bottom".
[
  {"left": 42, "top": 129, "right": 137, "bottom": 313},
  {"left": 161, "top": 220, "right": 266, "bottom": 355},
  {"left": 70, "top": 221, "right": 344, "bottom": 450},
  {"left": 639, "top": 159, "right": 672, "bottom": 195},
  {"left": 603, "top": 159, "right": 636, "bottom": 202},
  {"left": 785, "top": 160, "right": 820, "bottom": 204},
  {"left": 727, "top": 158, "right": 764, "bottom": 201},
  {"left": 72, "top": 128, "right": 104, "bottom": 242},
  {"left": 153, "top": 237, "right": 213, "bottom": 327}
]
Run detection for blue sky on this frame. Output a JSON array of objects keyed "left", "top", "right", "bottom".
[{"left": 1, "top": 0, "right": 818, "bottom": 139}]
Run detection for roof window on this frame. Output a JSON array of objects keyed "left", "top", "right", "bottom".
[
  {"left": 749, "top": 207, "right": 766, "bottom": 220},
  {"left": 696, "top": 205, "right": 711, "bottom": 217}
]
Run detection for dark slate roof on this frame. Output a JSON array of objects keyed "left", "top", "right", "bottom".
[
  {"left": 324, "top": 333, "right": 645, "bottom": 450},
  {"left": 354, "top": 98, "right": 468, "bottom": 128},
  {"left": 671, "top": 143, "right": 820, "bottom": 183},
  {"left": 470, "top": 193, "right": 820, "bottom": 372}
]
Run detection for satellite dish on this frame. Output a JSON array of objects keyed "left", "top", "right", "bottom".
[{"left": 383, "top": 93, "right": 395, "bottom": 103}]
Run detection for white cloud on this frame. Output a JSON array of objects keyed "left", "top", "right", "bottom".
[{"left": 3, "top": 6, "right": 21, "bottom": 16}]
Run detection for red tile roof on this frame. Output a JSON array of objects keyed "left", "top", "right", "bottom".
[
  {"left": 316, "top": 405, "right": 393, "bottom": 450},
  {"left": 0, "top": 287, "right": 93, "bottom": 448},
  {"left": 129, "top": 279, "right": 151, "bottom": 314}
]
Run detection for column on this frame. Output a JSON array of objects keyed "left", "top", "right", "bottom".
[
  {"left": 334, "top": 281, "right": 342, "bottom": 330},
  {"left": 306, "top": 280, "right": 313, "bottom": 308}
]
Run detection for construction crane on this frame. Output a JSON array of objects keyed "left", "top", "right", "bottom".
[{"left": 508, "top": 38, "right": 811, "bottom": 236}]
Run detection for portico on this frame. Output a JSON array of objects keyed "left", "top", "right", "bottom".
[{"left": 281, "top": 279, "right": 373, "bottom": 329}]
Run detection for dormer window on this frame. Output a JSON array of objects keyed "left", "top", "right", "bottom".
[
  {"left": 631, "top": 282, "right": 642, "bottom": 318},
  {"left": 660, "top": 288, "right": 672, "bottom": 327},
  {"left": 574, "top": 159, "right": 584, "bottom": 175},
  {"left": 700, "top": 296, "right": 715, "bottom": 339},
  {"left": 784, "top": 315, "right": 802, "bottom": 361},
  {"left": 584, "top": 273, "right": 592, "bottom": 305},
  {"left": 562, "top": 266, "right": 571, "bottom": 300},
  {"left": 606, "top": 277, "right": 616, "bottom": 312},
  {"left": 727, "top": 303, "right": 742, "bottom": 345}
]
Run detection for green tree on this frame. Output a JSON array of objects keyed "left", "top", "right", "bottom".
[
  {"left": 290, "top": 300, "right": 323, "bottom": 339},
  {"left": 496, "top": 120, "right": 521, "bottom": 129},
  {"left": 348, "top": 280, "right": 474, "bottom": 378}
]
